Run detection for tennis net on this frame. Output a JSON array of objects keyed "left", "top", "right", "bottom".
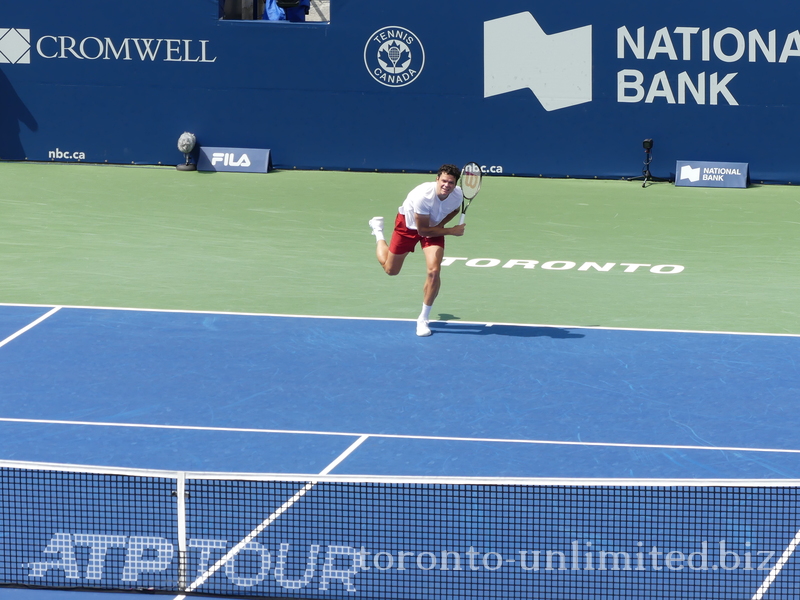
[{"left": 2, "top": 460, "right": 800, "bottom": 599}]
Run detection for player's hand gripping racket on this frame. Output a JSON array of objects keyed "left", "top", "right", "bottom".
[{"left": 458, "top": 162, "right": 482, "bottom": 225}]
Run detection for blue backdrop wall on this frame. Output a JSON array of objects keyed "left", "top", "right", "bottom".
[{"left": 1, "top": 0, "right": 799, "bottom": 182}]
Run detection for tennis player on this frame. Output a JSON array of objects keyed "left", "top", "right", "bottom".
[{"left": 369, "top": 164, "right": 465, "bottom": 337}]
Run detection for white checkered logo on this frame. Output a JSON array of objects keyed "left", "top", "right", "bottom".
[{"left": 0, "top": 28, "right": 31, "bottom": 64}]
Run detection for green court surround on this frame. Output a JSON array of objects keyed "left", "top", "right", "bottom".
[{"left": 1, "top": 162, "right": 798, "bottom": 334}]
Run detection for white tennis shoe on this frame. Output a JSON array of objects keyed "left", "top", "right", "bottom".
[
  {"left": 368, "top": 216, "right": 384, "bottom": 236},
  {"left": 416, "top": 319, "right": 431, "bottom": 337}
]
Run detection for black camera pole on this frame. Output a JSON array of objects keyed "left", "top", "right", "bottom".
[{"left": 627, "top": 139, "right": 672, "bottom": 188}]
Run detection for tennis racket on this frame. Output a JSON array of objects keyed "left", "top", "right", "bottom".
[{"left": 458, "top": 161, "right": 482, "bottom": 225}]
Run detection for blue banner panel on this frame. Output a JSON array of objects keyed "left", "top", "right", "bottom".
[
  {"left": 1, "top": 0, "right": 799, "bottom": 182},
  {"left": 675, "top": 161, "right": 750, "bottom": 188},
  {"left": 197, "top": 146, "right": 272, "bottom": 173}
]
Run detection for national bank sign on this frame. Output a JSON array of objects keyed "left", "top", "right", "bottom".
[
  {"left": 484, "top": 12, "right": 800, "bottom": 111},
  {"left": 0, "top": 27, "right": 216, "bottom": 63}
]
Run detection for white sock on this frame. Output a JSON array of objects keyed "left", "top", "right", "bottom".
[
  {"left": 418, "top": 304, "right": 432, "bottom": 322},
  {"left": 373, "top": 229, "right": 385, "bottom": 242}
]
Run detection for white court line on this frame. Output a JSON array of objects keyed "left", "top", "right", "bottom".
[
  {"left": 751, "top": 526, "right": 800, "bottom": 600},
  {"left": 318, "top": 434, "right": 370, "bottom": 475},
  {"left": 1, "top": 301, "right": 800, "bottom": 338},
  {"left": 172, "top": 435, "right": 369, "bottom": 599},
  {"left": 0, "top": 416, "right": 799, "bottom": 456},
  {"left": 0, "top": 306, "right": 61, "bottom": 349}
]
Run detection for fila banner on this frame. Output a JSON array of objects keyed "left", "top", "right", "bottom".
[{"left": 197, "top": 147, "right": 272, "bottom": 174}]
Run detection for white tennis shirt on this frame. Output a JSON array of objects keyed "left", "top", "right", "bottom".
[{"left": 398, "top": 181, "right": 464, "bottom": 232}]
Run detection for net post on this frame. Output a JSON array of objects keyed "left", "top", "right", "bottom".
[{"left": 176, "top": 471, "right": 188, "bottom": 591}]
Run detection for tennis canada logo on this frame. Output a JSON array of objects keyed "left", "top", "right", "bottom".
[
  {"left": 364, "top": 26, "right": 425, "bottom": 88},
  {"left": 0, "top": 28, "right": 31, "bottom": 64}
]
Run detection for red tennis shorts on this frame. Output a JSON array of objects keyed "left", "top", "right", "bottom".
[{"left": 388, "top": 213, "right": 445, "bottom": 255}]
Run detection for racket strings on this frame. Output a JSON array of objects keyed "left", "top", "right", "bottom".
[{"left": 460, "top": 162, "right": 482, "bottom": 202}]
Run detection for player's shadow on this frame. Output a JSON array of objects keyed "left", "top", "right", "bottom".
[
  {"left": 0, "top": 67, "right": 38, "bottom": 160},
  {"left": 430, "top": 322, "right": 584, "bottom": 339}
]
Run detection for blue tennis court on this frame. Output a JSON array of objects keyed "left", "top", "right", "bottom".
[
  {"left": 2, "top": 303, "right": 799, "bottom": 479},
  {"left": 3, "top": 303, "right": 800, "bottom": 600}
]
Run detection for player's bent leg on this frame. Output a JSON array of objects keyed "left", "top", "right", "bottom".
[
  {"left": 380, "top": 249, "right": 407, "bottom": 276},
  {"left": 375, "top": 239, "right": 389, "bottom": 265},
  {"left": 376, "top": 221, "right": 412, "bottom": 276}
]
